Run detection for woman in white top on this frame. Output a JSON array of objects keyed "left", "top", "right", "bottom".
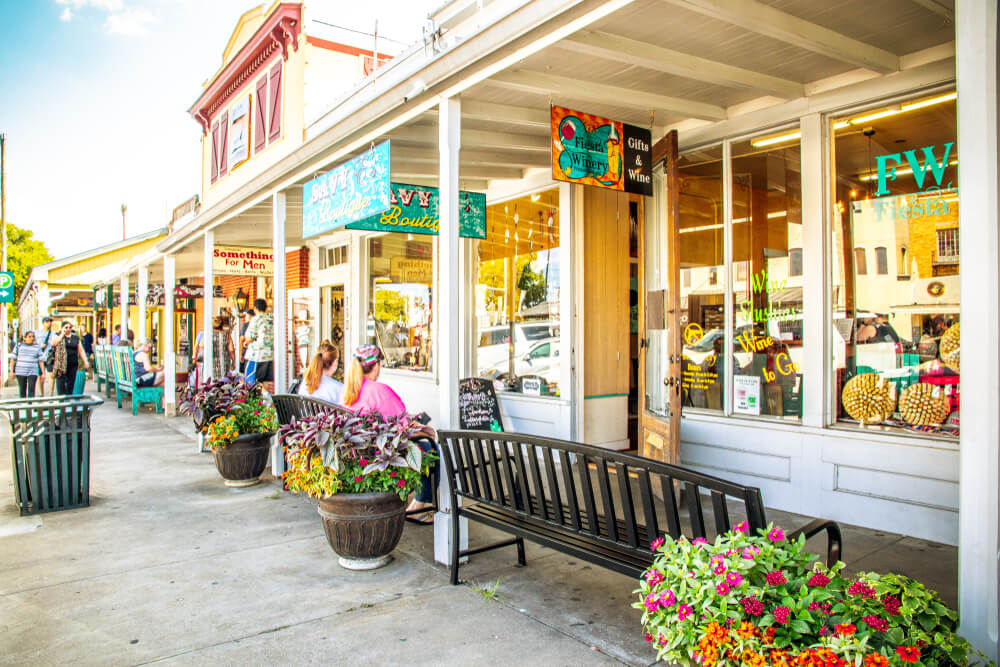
[{"left": 298, "top": 341, "right": 344, "bottom": 405}]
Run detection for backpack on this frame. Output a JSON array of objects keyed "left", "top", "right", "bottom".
[{"left": 286, "top": 376, "right": 303, "bottom": 395}]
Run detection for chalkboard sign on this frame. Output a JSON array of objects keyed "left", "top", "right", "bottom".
[{"left": 458, "top": 377, "right": 504, "bottom": 431}]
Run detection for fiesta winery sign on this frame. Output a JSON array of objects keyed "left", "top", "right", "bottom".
[{"left": 213, "top": 245, "right": 274, "bottom": 276}]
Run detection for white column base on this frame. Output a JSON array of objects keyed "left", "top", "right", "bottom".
[{"left": 434, "top": 511, "right": 469, "bottom": 567}]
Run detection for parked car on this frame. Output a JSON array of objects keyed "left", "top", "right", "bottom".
[
  {"left": 476, "top": 320, "right": 559, "bottom": 375},
  {"left": 482, "top": 337, "right": 560, "bottom": 384}
]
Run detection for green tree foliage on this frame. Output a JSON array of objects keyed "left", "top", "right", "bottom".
[
  {"left": 517, "top": 262, "right": 547, "bottom": 309},
  {"left": 373, "top": 288, "right": 407, "bottom": 323},
  {"left": 6, "top": 222, "right": 53, "bottom": 319}
]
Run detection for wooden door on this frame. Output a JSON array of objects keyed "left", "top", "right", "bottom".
[{"left": 639, "top": 131, "right": 681, "bottom": 464}]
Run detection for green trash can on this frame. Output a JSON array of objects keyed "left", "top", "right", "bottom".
[{"left": 0, "top": 394, "right": 104, "bottom": 515}]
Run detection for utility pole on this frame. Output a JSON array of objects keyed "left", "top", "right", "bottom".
[
  {"left": 121, "top": 203, "right": 127, "bottom": 240},
  {"left": 1, "top": 133, "right": 8, "bottom": 385}
]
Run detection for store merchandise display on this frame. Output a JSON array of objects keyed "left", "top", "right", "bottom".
[
  {"left": 939, "top": 322, "right": 960, "bottom": 369},
  {"left": 898, "top": 382, "right": 950, "bottom": 426},
  {"left": 841, "top": 373, "right": 896, "bottom": 424}
]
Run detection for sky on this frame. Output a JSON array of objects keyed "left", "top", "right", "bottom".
[{"left": 0, "top": 0, "right": 439, "bottom": 259}]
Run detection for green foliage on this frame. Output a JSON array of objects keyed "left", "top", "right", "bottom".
[
  {"left": 373, "top": 288, "right": 407, "bottom": 323},
  {"left": 6, "top": 222, "right": 54, "bottom": 319},
  {"left": 517, "top": 262, "right": 548, "bottom": 309},
  {"left": 474, "top": 578, "right": 502, "bottom": 601}
]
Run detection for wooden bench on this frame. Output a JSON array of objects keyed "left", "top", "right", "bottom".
[
  {"left": 438, "top": 430, "right": 842, "bottom": 585},
  {"left": 94, "top": 346, "right": 114, "bottom": 397},
  {"left": 111, "top": 347, "right": 163, "bottom": 416}
]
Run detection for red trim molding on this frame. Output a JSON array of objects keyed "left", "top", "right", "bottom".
[
  {"left": 188, "top": 3, "right": 301, "bottom": 134},
  {"left": 306, "top": 35, "right": 387, "bottom": 60}
]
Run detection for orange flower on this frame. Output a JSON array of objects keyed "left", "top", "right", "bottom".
[
  {"left": 737, "top": 621, "right": 757, "bottom": 639},
  {"left": 704, "top": 622, "right": 728, "bottom": 643},
  {"left": 863, "top": 654, "right": 890, "bottom": 667},
  {"left": 834, "top": 623, "right": 856, "bottom": 636}
]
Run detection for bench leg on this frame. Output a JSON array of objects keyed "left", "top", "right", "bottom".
[
  {"left": 450, "top": 508, "right": 461, "bottom": 585},
  {"left": 516, "top": 537, "right": 526, "bottom": 567},
  {"left": 115, "top": 388, "right": 123, "bottom": 409},
  {"left": 132, "top": 397, "right": 139, "bottom": 416}
]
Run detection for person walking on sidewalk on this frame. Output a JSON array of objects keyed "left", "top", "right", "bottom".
[
  {"left": 34, "top": 316, "right": 56, "bottom": 396},
  {"left": 51, "top": 321, "right": 90, "bottom": 395},
  {"left": 244, "top": 299, "right": 274, "bottom": 390},
  {"left": 9, "top": 331, "right": 45, "bottom": 398}
]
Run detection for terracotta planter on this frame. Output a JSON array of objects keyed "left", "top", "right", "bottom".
[
  {"left": 317, "top": 492, "right": 406, "bottom": 570},
  {"left": 212, "top": 431, "right": 273, "bottom": 487}
]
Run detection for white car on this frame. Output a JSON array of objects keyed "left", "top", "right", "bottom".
[{"left": 476, "top": 321, "right": 559, "bottom": 375}]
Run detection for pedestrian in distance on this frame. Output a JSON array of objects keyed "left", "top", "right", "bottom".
[
  {"left": 51, "top": 321, "right": 90, "bottom": 395},
  {"left": 9, "top": 331, "right": 45, "bottom": 398},
  {"left": 244, "top": 299, "right": 274, "bottom": 390},
  {"left": 34, "top": 316, "right": 56, "bottom": 396}
]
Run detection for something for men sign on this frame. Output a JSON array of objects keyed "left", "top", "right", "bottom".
[{"left": 213, "top": 246, "right": 274, "bottom": 276}]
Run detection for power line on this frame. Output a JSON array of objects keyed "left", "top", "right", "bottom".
[{"left": 310, "top": 19, "right": 410, "bottom": 46}]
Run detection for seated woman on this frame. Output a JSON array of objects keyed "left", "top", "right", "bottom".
[
  {"left": 133, "top": 339, "right": 165, "bottom": 387},
  {"left": 342, "top": 344, "right": 437, "bottom": 523},
  {"left": 298, "top": 342, "right": 343, "bottom": 405}
]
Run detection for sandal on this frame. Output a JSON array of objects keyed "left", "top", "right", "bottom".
[{"left": 406, "top": 511, "right": 435, "bottom": 525}]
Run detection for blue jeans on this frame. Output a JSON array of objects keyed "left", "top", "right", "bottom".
[{"left": 412, "top": 437, "right": 439, "bottom": 505}]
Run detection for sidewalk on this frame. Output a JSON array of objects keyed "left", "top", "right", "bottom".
[{"left": 0, "top": 386, "right": 957, "bottom": 665}]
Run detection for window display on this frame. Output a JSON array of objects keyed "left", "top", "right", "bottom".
[
  {"left": 475, "top": 188, "right": 560, "bottom": 397},
  {"left": 366, "top": 235, "right": 433, "bottom": 371},
  {"left": 831, "top": 91, "right": 959, "bottom": 437},
  {"left": 730, "top": 134, "right": 803, "bottom": 420}
]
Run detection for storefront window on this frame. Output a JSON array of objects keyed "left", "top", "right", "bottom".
[
  {"left": 729, "top": 134, "right": 803, "bottom": 420},
  {"left": 676, "top": 146, "right": 725, "bottom": 414},
  {"left": 366, "top": 234, "right": 433, "bottom": 371},
  {"left": 475, "top": 188, "right": 560, "bottom": 397},
  {"left": 831, "top": 91, "right": 959, "bottom": 437}
]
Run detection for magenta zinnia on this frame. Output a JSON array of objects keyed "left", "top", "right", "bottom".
[
  {"left": 773, "top": 605, "right": 791, "bottom": 624},
  {"left": 765, "top": 570, "right": 787, "bottom": 586}
]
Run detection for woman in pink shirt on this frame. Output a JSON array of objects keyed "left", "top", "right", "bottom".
[{"left": 343, "top": 344, "right": 437, "bottom": 522}]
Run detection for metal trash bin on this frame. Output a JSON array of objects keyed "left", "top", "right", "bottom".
[{"left": 0, "top": 394, "right": 104, "bottom": 515}]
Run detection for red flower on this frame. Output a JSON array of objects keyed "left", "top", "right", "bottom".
[
  {"left": 896, "top": 646, "right": 921, "bottom": 663},
  {"left": 359, "top": 458, "right": 369, "bottom": 466},
  {"left": 834, "top": 623, "right": 856, "bottom": 637},
  {"left": 773, "top": 606, "right": 791, "bottom": 624},
  {"left": 882, "top": 594, "right": 902, "bottom": 616},
  {"left": 397, "top": 479, "right": 405, "bottom": 488},
  {"left": 862, "top": 614, "right": 889, "bottom": 632},
  {"left": 740, "top": 595, "right": 764, "bottom": 617},
  {"left": 389, "top": 471, "right": 396, "bottom": 477},
  {"left": 353, "top": 476, "right": 363, "bottom": 483},
  {"left": 765, "top": 571, "right": 787, "bottom": 586},
  {"left": 848, "top": 581, "right": 877, "bottom": 600},
  {"left": 864, "top": 655, "right": 890, "bottom": 667},
  {"left": 807, "top": 572, "right": 830, "bottom": 588}
]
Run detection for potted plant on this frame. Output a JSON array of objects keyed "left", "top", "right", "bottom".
[
  {"left": 279, "top": 410, "right": 434, "bottom": 570},
  {"left": 178, "top": 373, "right": 278, "bottom": 487},
  {"left": 634, "top": 524, "right": 989, "bottom": 666}
]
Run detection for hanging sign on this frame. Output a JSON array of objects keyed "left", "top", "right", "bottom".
[
  {"left": 458, "top": 377, "right": 504, "bottom": 431},
  {"left": 302, "top": 141, "right": 392, "bottom": 238},
  {"left": 174, "top": 284, "right": 223, "bottom": 299},
  {"left": 347, "top": 183, "right": 486, "bottom": 238},
  {"left": 551, "top": 105, "right": 652, "bottom": 196},
  {"left": 389, "top": 258, "right": 433, "bottom": 284},
  {"left": 213, "top": 246, "right": 274, "bottom": 276},
  {"left": 0, "top": 271, "right": 14, "bottom": 303}
]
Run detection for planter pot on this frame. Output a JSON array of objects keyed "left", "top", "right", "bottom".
[
  {"left": 317, "top": 492, "right": 406, "bottom": 570},
  {"left": 212, "top": 431, "right": 273, "bottom": 487}
]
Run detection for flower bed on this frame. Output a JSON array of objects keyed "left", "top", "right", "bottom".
[{"left": 634, "top": 523, "right": 988, "bottom": 666}]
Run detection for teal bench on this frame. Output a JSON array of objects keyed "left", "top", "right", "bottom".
[
  {"left": 111, "top": 347, "right": 163, "bottom": 415},
  {"left": 94, "top": 346, "right": 114, "bottom": 397}
]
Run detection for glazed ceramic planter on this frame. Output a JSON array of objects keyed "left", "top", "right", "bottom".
[
  {"left": 317, "top": 491, "right": 406, "bottom": 570},
  {"left": 212, "top": 431, "right": 273, "bottom": 487}
]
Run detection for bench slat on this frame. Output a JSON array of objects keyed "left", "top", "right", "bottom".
[
  {"left": 684, "top": 482, "right": 706, "bottom": 538},
  {"left": 595, "top": 458, "right": 618, "bottom": 542},
  {"left": 559, "top": 450, "right": 581, "bottom": 532},
  {"left": 576, "top": 454, "right": 600, "bottom": 537},
  {"left": 711, "top": 490, "right": 731, "bottom": 536},
  {"left": 497, "top": 438, "right": 522, "bottom": 512},
  {"left": 542, "top": 448, "right": 564, "bottom": 528},
  {"left": 659, "top": 475, "right": 682, "bottom": 538},
  {"left": 526, "top": 444, "right": 549, "bottom": 521},
  {"left": 637, "top": 470, "right": 659, "bottom": 547},
  {"left": 474, "top": 439, "right": 495, "bottom": 503},
  {"left": 511, "top": 439, "right": 533, "bottom": 517},
  {"left": 459, "top": 437, "right": 482, "bottom": 498},
  {"left": 615, "top": 462, "right": 639, "bottom": 548},
  {"left": 484, "top": 438, "right": 508, "bottom": 507}
]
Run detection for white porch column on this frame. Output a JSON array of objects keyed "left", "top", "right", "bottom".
[
  {"left": 957, "top": 0, "right": 999, "bottom": 659},
  {"left": 119, "top": 273, "right": 129, "bottom": 342},
  {"left": 799, "top": 113, "right": 828, "bottom": 430},
  {"left": 137, "top": 265, "right": 148, "bottom": 343},
  {"left": 202, "top": 231, "right": 214, "bottom": 382},
  {"left": 163, "top": 254, "right": 176, "bottom": 416},
  {"left": 272, "top": 192, "right": 288, "bottom": 392},
  {"left": 434, "top": 96, "right": 467, "bottom": 567}
]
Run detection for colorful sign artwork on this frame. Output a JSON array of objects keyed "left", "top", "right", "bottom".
[
  {"left": 347, "top": 183, "right": 487, "bottom": 238},
  {"left": 229, "top": 95, "right": 250, "bottom": 168},
  {"left": 303, "top": 141, "right": 392, "bottom": 238},
  {"left": 550, "top": 105, "right": 652, "bottom": 196},
  {"left": 213, "top": 245, "right": 274, "bottom": 276}
]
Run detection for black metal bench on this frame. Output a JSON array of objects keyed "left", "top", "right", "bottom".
[
  {"left": 438, "top": 430, "right": 842, "bottom": 585},
  {"left": 273, "top": 393, "right": 438, "bottom": 523}
]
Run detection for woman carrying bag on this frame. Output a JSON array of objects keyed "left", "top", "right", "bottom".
[
  {"left": 51, "top": 321, "right": 90, "bottom": 396},
  {"left": 9, "top": 331, "right": 45, "bottom": 398}
]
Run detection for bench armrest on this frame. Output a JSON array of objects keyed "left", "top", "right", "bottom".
[{"left": 788, "top": 519, "right": 843, "bottom": 568}]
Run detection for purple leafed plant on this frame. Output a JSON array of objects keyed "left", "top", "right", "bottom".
[{"left": 177, "top": 372, "right": 264, "bottom": 431}]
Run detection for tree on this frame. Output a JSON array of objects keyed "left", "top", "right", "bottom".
[
  {"left": 373, "top": 287, "right": 407, "bottom": 323},
  {"left": 6, "top": 222, "right": 54, "bottom": 320}
]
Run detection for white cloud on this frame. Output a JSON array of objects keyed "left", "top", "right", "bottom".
[
  {"left": 56, "top": 0, "right": 124, "bottom": 9},
  {"left": 59, "top": 7, "right": 73, "bottom": 21},
  {"left": 104, "top": 8, "right": 157, "bottom": 35}
]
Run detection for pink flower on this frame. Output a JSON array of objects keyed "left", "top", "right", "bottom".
[
  {"left": 397, "top": 479, "right": 406, "bottom": 488},
  {"left": 713, "top": 564, "right": 726, "bottom": 575},
  {"left": 765, "top": 571, "right": 787, "bottom": 586},
  {"left": 740, "top": 595, "right": 763, "bottom": 617},
  {"left": 862, "top": 614, "right": 889, "bottom": 632},
  {"left": 710, "top": 554, "right": 726, "bottom": 565},
  {"left": 819, "top": 625, "right": 829, "bottom": 636},
  {"left": 692, "top": 537, "right": 708, "bottom": 547},
  {"left": 644, "top": 632, "right": 653, "bottom": 643},
  {"left": 659, "top": 589, "right": 676, "bottom": 608},
  {"left": 359, "top": 458, "right": 369, "bottom": 466},
  {"left": 644, "top": 569, "right": 664, "bottom": 586},
  {"left": 677, "top": 604, "right": 693, "bottom": 621},
  {"left": 716, "top": 582, "right": 730, "bottom": 595},
  {"left": 768, "top": 527, "right": 785, "bottom": 542},
  {"left": 353, "top": 476, "right": 363, "bottom": 483},
  {"left": 650, "top": 537, "right": 665, "bottom": 551},
  {"left": 807, "top": 572, "right": 830, "bottom": 588},
  {"left": 643, "top": 593, "right": 660, "bottom": 612},
  {"left": 732, "top": 521, "right": 748, "bottom": 533},
  {"left": 725, "top": 571, "right": 743, "bottom": 588},
  {"left": 883, "top": 594, "right": 902, "bottom": 616},
  {"left": 848, "top": 581, "right": 877, "bottom": 600},
  {"left": 742, "top": 546, "right": 760, "bottom": 560},
  {"left": 657, "top": 634, "right": 667, "bottom": 647},
  {"left": 389, "top": 470, "right": 396, "bottom": 477},
  {"left": 773, "top": 605, "right": 791, "bottom": 624}
]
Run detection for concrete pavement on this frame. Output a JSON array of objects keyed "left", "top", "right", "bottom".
[{"left": 0, "top": 387, "right": 958, "bottom": 665}]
